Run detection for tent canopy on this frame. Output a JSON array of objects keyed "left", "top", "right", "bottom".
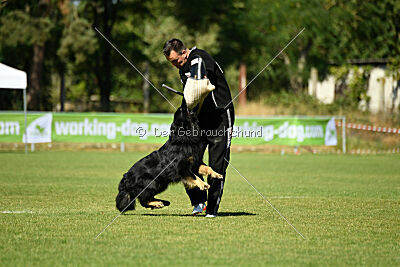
[
  {"left": 0, "top": 63, "right": 27, "bottom": 89},
  {"left": 0, "top": 63, "right": 28, "bottom": 152}
]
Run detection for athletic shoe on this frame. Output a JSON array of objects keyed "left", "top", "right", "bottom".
[
  {"left": 205, "top": 214, "right": 217, "bottom": 218},
  {"left": 192, "top": 203, "right": 206, "bottom": 215}
]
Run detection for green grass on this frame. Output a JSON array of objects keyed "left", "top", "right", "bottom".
[{"left": 0, "top": 151, "right": 399, "bottom": 266}]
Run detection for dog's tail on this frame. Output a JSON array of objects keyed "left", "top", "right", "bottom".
[{"left": 116, "top": 175, "right": 136, "bottom": 212}]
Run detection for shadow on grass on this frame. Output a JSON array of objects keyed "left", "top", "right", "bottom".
[{"left": 123, "top": 211, "right": 256, "bottom": 217}]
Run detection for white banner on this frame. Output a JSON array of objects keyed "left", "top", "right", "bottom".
[
  {"left": 324, "top": 118, "right": 338, "bottom": 146},
  {"left": 23, "top": 113, "right": 52, "bottom": 143}
]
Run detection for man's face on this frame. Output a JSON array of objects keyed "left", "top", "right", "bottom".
[{"left": 166, "top": 49, "right": 188, "bottom": 69}]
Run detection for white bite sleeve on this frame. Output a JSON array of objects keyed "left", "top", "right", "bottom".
[{"left": 184, "top": 78, "right": 215, "bottom": 109}]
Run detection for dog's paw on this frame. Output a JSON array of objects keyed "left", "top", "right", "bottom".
[
  {"left": 149, "top": 199, "right": 171, "bottom": 209},
  {"left": 211, "top": 172, "right": 223, "bottom": 179},
  {"left": 148, "top": 201, "right": 165, "bottom": 209},
  {"left": 198, "top": 182, "right": 209, "bottom": 191},
  {"left": 156, "top": 202, "right": 165, "bottom": 208}
]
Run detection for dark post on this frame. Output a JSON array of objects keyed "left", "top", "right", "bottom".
[{"left": 60, "top": 70, "right": 65, "bottom": 112}]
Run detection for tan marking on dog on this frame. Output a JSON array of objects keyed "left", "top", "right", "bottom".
[
  {"left": 182, "top": 177, "right": 197, "bottom": 189},
  {"left": 182, "top": 175, "right": 210, "bottom": 190},
  {"left": 198, "top": 165, "right": 223, "bottom": 179},
  {"left": 147, "top": 200, "right": 165, "bottom": 209},
  {"left": 187, "top": 156, "right": 194, "bottom": 163}
]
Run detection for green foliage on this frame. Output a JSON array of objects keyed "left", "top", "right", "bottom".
[
  {"left": 58, "top": 18, "right": 98, "bottom": 67},
  {"left": 262, "top": 89, "right": 373, "bottom": 117},
  {"left": 330, "top": 66, "right": 348, "bottom": 80},
  {"left": 330, "top": 65, "right": 372, "bottom": 108},
  {"left": 264, "top": 90, "right": 331, "bottom": 115},
  {"left": 68, "top": 79, "right": 87, "bottom": 101},
  {"left": 0, "top": 10, "right": 52, "bottom": 46},
  {"left": 347, "top": 67, "right": 371, "bottom": 107},
  {"left": 0, "top": 0, "right": 399, "bottom": 112}
]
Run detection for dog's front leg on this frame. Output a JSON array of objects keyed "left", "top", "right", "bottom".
[
  {"left": 179, "top": 157, "right": 210, "bottom": 190},
  {"left": 182, "top": 174, "right": 210, "bottom": 190},
  {"left": 198, "top": 165, "right": 223, "bottom": 179}
]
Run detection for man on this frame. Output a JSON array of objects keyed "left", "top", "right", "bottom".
[{"left": 163, "top": 38, "right": 235, "bottom": 217}]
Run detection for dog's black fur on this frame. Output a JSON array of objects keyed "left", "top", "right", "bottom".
[{"left": 116, "top": 100, "right": 215, "bottom": 212}]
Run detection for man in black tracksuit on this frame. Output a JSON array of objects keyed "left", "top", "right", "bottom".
[{"left": 163, "top": 38, "right": 235, "bottom": 217}]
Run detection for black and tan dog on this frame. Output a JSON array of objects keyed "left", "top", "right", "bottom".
[{"left": 116, "top": 100, "right": 222, "bottom": 212}]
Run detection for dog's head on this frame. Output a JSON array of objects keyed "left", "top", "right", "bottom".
[{"left": 170, "top": 99, "right": 201, "bottom": 143}]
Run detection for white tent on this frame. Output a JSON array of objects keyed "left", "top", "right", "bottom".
[
  {"left": 0, "top": 63, "right": 27, "bottom": 89},
  {"left": 0, "top": 63, "right": 28, "bottom": 153}
]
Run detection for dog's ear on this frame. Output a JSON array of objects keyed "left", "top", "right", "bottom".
[{"left": 181, "top": 97, "right": 189, "bottom": 116}]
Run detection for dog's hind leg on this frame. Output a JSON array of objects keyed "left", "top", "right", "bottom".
[
  {"left": 147, "top": 200, "right": 164, "bottom": 209},
  {"left": 198, "top": 165, "right": 223, "bottom": 179},
  {"left": 147, "top": 199, "right": 171, "bottom": 209},
  {"left": 140, "top": 198, "right": 171, "bottom": 209}
]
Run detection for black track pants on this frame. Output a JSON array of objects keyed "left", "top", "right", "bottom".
[{"left": 186, "top": 108, "right": 234, "bottom": 215}]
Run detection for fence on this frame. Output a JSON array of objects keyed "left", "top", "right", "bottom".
[{"left": 0, "top": 112, "right": 342, "bottom": 152}]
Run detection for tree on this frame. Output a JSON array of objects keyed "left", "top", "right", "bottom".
[
  {"left": 0, "top": 0, "right": 66, "bottom": 110},
  {"left": 57, "top": 15, "right": 99, "bottom": 110}
]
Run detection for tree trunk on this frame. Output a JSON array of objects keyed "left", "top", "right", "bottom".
[
  {"left": 239, "top": 63, "right": 247, "bottom": 107},
  {"left": 296, "top": 50, "right": 306, "bottom": 89},
  {"left": 28, "top": 43, "right": 45, "bottom": 110},
  {"left": 282, "top": 52, "right": 297, "bottom": 91},
  {"left": 98, "top": 0, "right": 113, "bottom": 112},
  {"left": 99, "top": 43, "right": 111, "bottom": 111},
  {"left": 282, "top": 40, "right": 312, "bottom": 93},
  {"left": 334, "top": 71, "right": 349, "bottom": 99},
  {"left": 60, "top": 68, "right": 65, "bottom": 112},
  {"left": 310, "top": 67, "right": 318, "bottom": 97}
]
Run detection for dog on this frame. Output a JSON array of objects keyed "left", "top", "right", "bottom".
[{"left": 116, "top": 100, "right": 222, "bottom": 212}]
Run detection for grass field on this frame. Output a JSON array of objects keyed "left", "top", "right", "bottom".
[{"left": 0, "top": 151, "right": 399, "bottom": 266}]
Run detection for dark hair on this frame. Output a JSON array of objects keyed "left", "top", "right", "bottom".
[{"left": 163, "top": 38, "right": 186, "bottom": 56}]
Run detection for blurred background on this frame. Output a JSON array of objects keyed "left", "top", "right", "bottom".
[{"left": 0, "top": 0, "right": 399, "bottom": 152}]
